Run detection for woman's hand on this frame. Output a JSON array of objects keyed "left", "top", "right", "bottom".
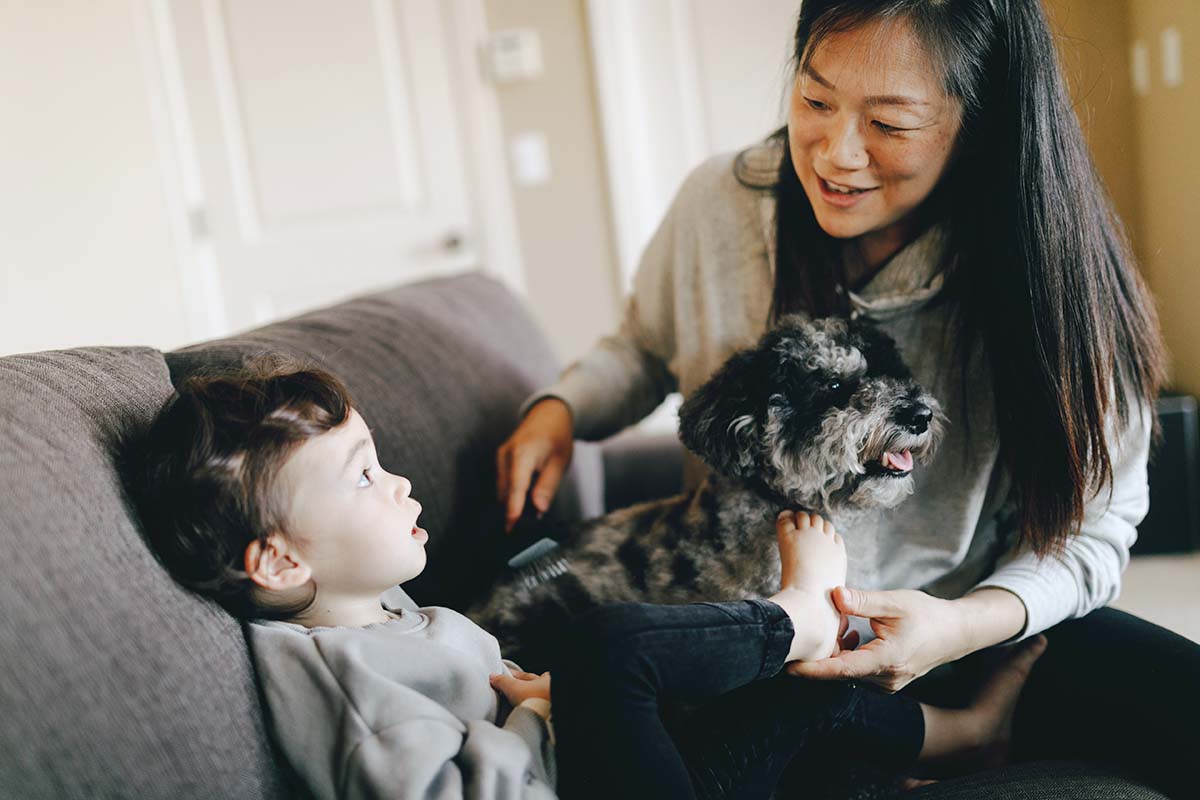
[
  {"left": 496, "top": 398, "right": 574, "bottom": 532},
  {"left": 490, "top": 670, "right": 552, "bottom": 705},
  {"left": 787, "top": 587, "right": 978, "bottom": 692}
]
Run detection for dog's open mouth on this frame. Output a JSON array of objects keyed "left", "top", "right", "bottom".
[{"left": 864, "top": 449, "right": 913, "bottom": 478}]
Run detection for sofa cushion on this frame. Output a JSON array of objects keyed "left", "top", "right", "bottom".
[
  {"left": 906, "top": 760, "right": 1169, "bottom": 799},
  {"left": 0, "top": 347, "right": 294, "bottom": 798},
  {"left": 167, "top": 272, "right": 604, "bottom": 610}
]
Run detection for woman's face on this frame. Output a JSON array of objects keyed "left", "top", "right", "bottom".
[{"left": 788, "top": 19, "right": 962, "bottom": 246}]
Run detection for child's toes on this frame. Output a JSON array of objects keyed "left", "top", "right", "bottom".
[{"left": 776, "top": 510, "right": 796, "bottom": 532}]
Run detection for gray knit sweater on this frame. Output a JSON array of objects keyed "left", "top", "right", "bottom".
[
  {"left": 246, "top": 586, "right": 556, "bottom": 800},
  {"left": 529, "top": 141, "right": 1152, "bottom": 642}
]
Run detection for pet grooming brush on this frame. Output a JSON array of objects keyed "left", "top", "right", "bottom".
[
  {"left": 507, "top": 537, "right": 571, "bottom": 590},
  {"left": 505, "top": 494, "right": 570, "bottom": 590}
]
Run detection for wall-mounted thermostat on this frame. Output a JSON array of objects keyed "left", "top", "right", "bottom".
[{"left": 484, "top": 29, "right": 543, "bottom": 84}]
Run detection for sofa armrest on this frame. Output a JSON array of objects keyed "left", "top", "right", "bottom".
[{"left": 600, "top": 431, "right": 685, "bottom": 512}]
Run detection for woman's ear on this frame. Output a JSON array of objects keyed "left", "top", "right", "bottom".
[{"left": 245, "top": 533, "right": 312, "bottom": 591}]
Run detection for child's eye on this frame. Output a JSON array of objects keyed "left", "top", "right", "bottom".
[{"left": 357, "top": 468, "right": 373, "bottom": 488}]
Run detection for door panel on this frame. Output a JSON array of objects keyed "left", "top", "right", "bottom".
[{"left": 165, "top": 0, "right": 476, "bottom": 329}]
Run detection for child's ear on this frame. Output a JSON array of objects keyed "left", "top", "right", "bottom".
[{"left": 244, "top": 533, "right": 312, "bottom": 591}]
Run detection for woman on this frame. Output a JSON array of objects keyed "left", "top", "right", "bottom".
[{"left": 498, "top": 1, "right": 1196, "bottom": 795}]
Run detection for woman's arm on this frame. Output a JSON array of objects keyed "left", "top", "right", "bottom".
[
  {"left": 955, "top": 587, "right": 1027, "bottom": 650},
  {"left": 499, "top": 161, "right": 713, "bottom": 527},
  {"left": 498, "top": 210, "right": 682, "bottom": 529},
  {"left": 517, "top": 198, "right": 684, "bottom": 442},
  {"left": 972, "top": 400, "right": 1153, "bottom": 639}
]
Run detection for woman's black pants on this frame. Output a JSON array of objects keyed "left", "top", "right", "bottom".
[
  {"left": 549, "top": 599, "right": 923, "bottom": 800},
  {"left": 900, "top": 606, "right": 1200, "bottom": 800}
]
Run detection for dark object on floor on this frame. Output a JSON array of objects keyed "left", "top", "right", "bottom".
[{"left": 1135, "top": 393, "right": 1200, "bottom": 555}]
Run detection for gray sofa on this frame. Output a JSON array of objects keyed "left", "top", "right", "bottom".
[{"left": 0, "top": 273, "right": 1168, "bottom": 798}]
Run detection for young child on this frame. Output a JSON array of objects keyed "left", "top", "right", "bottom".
[{"left": 129, "top": 366, "right": 1046, "bottom": 800}]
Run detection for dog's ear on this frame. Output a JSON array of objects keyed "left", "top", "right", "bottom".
[
  {"left": 850, "top": 319, "right": 911, "bottom": 380},
  {"left": 678, "top": 348, "right": 762, "bottom": 478}
]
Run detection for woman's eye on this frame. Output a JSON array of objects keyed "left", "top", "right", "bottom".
[
  {"left": 805, "top": 97, "right": 828, "bottom": 111},
  {"left": 873, "top": 121, "right": 904, "bottom": 134},
  {"left": 357, "top": 468, "right": 373, "bottom": 488}
]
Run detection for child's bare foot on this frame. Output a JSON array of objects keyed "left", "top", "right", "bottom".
[
  {"left": 918, "top": 635, "right": 1048, "bottom": 774},
  {"left": 767, "top": 510, "right": 847, "bottom": 662}
]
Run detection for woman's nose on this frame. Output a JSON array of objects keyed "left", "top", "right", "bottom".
[{"left": 823, "top": 114, "right": 869, "bottom": 171}]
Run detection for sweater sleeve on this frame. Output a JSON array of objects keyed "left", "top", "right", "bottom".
[
  {"left": 339, "top": 712, "right": 556, "bottom": 800},
  {"left": 972, "top": 400, "right": 1154, "bottom": 641},
  {"left": 519, "top": 174, "right": 693, "bottom": 440}
]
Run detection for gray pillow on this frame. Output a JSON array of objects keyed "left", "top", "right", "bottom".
[{"left": 0, "top": 347, "right": 293, "bottom": 799}]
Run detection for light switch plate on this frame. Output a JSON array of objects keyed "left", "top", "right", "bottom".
[
  {"left": 1162, "top": 27, "right": 1183, "bottom": 88},
  {"left": 510, "top": 132, "right": 552, "bottom": 186},
  {"left": 1131, "top": 40, "right": 1150, "bottom": 96}
]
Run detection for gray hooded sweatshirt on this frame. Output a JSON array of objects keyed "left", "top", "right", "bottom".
[{"left": 246, "top": 586, "right": 556, "bottom": 800}]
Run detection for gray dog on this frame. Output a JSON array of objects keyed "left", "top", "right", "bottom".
[{"left": 470, "top": 316, "right": 946, "bottom": 668}]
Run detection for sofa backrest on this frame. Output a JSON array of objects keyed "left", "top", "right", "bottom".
[
  {"left": 0, "top": 347, "right": 295, "bottom": 798},
  {"left": 167, "top": 272, "right": 603, "bottom": 610},
  {"left": 0, "top": 273, "right": 600, "bottom": 798}
]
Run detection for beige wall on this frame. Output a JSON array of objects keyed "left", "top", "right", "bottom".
[
  {"left": 1045, "top": 0, "right": 1142, "bottom": 250},
  {"left": 480, "top": 0, "right": 622, "bottom": 365},
  {"left": 1048, "top": 0, "right": 1200, "bottom": 396},
  {"left": 1125, "top": 3, "right": 1200, "bottom": 396},
  {"left": 993, "top": 0, "right": 1200, "bottom": 397},
  {"left": 0, "top": 1, "right": 190, "bottom": 356}
]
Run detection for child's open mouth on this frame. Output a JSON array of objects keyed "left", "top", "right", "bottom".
[{"left": 411, "top": 524, "right": 428, "bottom": 542}]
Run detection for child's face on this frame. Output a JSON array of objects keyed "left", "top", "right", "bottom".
[{"left": 275, "top": 408, "right": 428, "bottom": 595}]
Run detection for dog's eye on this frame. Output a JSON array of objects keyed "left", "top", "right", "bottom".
[{"left": 827, "top": 381, "right": 841, "bottom": 392}]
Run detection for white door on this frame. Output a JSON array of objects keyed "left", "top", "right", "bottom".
[{"left": 156, "top": 0, "right": 499, "bottom": 331}]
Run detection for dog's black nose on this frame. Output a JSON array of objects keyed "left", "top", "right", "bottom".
[{"left": 900, "top": 405, "right": 932, "bottom": 434}]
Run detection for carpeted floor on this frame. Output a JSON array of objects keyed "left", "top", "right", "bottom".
[{"left": 1113, "top": 551, "right": 1200, "bottom": 643}]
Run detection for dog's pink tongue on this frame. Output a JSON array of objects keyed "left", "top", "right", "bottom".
[{"left": 883, "top": 450, "right": 914, "bottom": 471}]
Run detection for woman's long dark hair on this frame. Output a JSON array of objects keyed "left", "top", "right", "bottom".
[{"left": 741, "top": 0, "right": 1167, "bottom": 557}]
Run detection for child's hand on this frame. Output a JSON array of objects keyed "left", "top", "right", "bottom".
[{"left": 490, "top": 670, "right": 551, "bottom": 705}]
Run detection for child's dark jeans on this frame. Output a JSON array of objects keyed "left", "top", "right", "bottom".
[{"left": 549, "top": 599, "right": 923, "bottom": 800}]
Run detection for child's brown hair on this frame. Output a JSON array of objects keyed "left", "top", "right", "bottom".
[{"left": 129, "top": 363, "right": 353, "bottom": 619}]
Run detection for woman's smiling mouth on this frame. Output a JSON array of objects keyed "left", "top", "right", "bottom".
[{"left": 817, "top": 176, "right": 878, "bottom": 207}]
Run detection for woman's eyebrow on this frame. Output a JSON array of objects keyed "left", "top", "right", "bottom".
[
  {"left": 803, "top": 64, "right": 930, "bottom": 107},
  {"left": 342, "top": 438, "right": 370, "bottom": 473}
]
